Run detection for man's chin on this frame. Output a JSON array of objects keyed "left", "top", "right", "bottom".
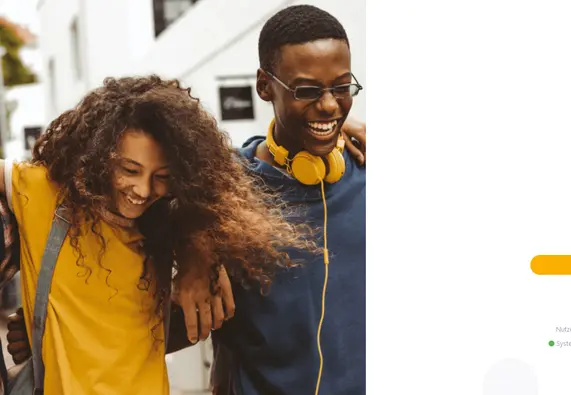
[
  {"left": 305, "top": 140, "right": 339, "bottom": 157},
  {"left": 302, "top": 126, "right": 342, "bottom": 157}
]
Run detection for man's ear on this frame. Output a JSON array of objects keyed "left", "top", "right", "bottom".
[{"left": 256, "top": 68, "right": 273, "bottom": 102}]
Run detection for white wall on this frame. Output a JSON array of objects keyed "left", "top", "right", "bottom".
[
  {"left": 38, "top": 0, "right": 85, "bottom": 120},
  {"left": 38, "top": 0, "right": 365, "bottom": 145},
  {"left": 81, "top": 0, "right": 156, "bottom": 87},
  {"left": 5, "top": 83, "right": 45, "bottom": 160},
  {"left": 166, "top": 341, "right": 213, "bottom": 393},
  {"left": 37, "top": 0, "right": 156, "bottom": 121},
  {"left": 134, "top": 0, "right": 366, "bottom": 146},
  {"left": 0, "top": 0, "right": 45, "bottom": 160}
]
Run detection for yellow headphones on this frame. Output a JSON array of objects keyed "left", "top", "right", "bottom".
[{"left": 265, "top": 119, "right": 346, "bottom": 185}]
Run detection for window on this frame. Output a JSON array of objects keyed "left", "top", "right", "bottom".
[
  {"left": 70, "top": 18, "right": 82, "bottom": 80},
  {"left": 153, "top": 0, "right": 199, "bottom": 37}
]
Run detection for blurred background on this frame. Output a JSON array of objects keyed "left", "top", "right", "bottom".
[{"left": 0, "top": 0, "right": 365, "bottom": 393}]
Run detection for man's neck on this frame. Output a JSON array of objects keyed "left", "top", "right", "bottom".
[
  {"left": 255, "top": 140, "right": 279, "bottom": 167},
  {"left": 274, "top": 122, "right": 302, "bottom": 157},
  {"left": 256, "top": 122, "right": 296, "bottom": 168}
]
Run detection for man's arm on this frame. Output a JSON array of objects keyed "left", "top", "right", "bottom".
[
  {"left": 6, "top": 308, "right": 29, "bottom": 364},
  {"left": 0, "top": 184, "right": 20, "bottom": 291}
]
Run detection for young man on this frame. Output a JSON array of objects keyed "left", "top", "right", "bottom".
[{"left": 210, "top": 5, "right": 365, "bottom": 395}]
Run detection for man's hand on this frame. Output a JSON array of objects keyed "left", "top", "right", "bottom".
[
  {"left": 6, "top": 307, "right": 30, "bottom": 365},
  {"left": 173, "top": 264, "right": 235, "bottom": 344},
  {"left": 341, "top": 117, "right": 366, "bottom": 166}
]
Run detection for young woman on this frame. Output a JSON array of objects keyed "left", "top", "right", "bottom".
[{"left": 0, "top": 75, "right": 314, "bottom": 395}]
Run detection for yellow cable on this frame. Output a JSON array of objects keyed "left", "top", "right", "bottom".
[{"left": 315, "top": 180, "right": 329, "bottom": 395}]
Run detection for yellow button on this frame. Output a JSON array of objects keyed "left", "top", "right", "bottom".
[{"left": 531, "top": 255, "right": 571, "bottom": 274}]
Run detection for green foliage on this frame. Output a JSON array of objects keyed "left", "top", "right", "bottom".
[
  {"left": 0, "top": 21, "right": 37, "bottom": 87},
  {"left": 0, "top": 19, "right": 38, "bottom": 157}
]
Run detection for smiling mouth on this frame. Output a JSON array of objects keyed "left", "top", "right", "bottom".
[
  {"left": 123, "top": 193, "right": 147, "bottom": 206},
  {"left": 306, "top": 120, "right": 340, "bottom": 139}
]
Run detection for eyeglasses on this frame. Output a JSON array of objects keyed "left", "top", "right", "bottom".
[{"left": 265, "top": 71, "right": 363, "bottom": 101}]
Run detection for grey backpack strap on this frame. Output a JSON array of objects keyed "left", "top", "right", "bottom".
[{"left": 31, "top": 206, "right": 70, "bottom": 394}]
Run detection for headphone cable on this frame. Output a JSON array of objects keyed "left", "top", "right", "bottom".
[{"left": 315, "top": 179, "right": 329, "bottom": 395}]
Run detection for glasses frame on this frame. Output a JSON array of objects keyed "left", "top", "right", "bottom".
[{"left": 264, "top": 70, "right": 363, "bottom": 101}]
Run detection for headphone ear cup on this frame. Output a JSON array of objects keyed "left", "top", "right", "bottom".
[
  {"left": 291, "top": 152, "right": 326, "bottom": 185},
  {"left": 324, "top": 149, "right": 346, "bottom": 183}
]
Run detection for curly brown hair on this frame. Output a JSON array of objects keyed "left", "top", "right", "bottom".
[{"left": 32, "top": 75, "right": 313, "bottom": 319}]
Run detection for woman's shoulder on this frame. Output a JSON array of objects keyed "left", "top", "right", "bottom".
[
  {"left": 10, "top": 161, "right": 53, "bottom": 188},
  {"left": 11, "top": 160, "right": 47, "bottom": 175},
  {"left": 7, "top": 161, "right": 58, "bottom": 212}
]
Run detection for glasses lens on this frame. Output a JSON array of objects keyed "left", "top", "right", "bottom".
[
  {"left": 295, "top": 87, "right": 322, "bottom": 100},
  {"left": 334, "top": 84, "right": 360, "bottom": 98}
]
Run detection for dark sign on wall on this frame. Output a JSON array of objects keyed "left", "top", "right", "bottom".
[
  {"left": 219, "top": 86, "right": 255, "bottom": 121},
  {"left": 24, "top": 126, "right": 42, "bottom": 150}
]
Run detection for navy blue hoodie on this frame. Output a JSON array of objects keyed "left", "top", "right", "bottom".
[{"left": 214, "top": 136, "right": 366, "bottom": 395}]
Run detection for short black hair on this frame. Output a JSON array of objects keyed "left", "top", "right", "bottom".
[{"left": 258, "top": 5, "right": 349, "bottom": 72}]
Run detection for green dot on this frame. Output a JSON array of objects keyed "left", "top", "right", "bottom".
[{"left": 549, "top": 340, "right": 555, "bottom": 347}]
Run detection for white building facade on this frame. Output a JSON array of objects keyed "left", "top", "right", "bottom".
[
  {"left": 0, "top": 0, "right": 45, "bottom": 160},
  {"left": 35, "top": 0, "right": 365, "bottom": 392},
  {"left": 37, "top": 0, "right": 365, "bottom": 145}
]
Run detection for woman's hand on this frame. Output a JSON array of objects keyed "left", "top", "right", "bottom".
[
  {"left": 172, "top": 265, "right": 235, "bottom": 344},
  {"left": 341, "top": 118, "right": 366, "bottom": 166}
]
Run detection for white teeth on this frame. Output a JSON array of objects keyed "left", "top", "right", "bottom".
[
  {"left": 308, "top": 120, "right": 338, "bottom": 134},
  {"left": 126, "top": 195, "right": 146, "bottom": 205}
]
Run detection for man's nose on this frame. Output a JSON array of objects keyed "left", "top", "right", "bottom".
[{"left": 316, "top": 90, "right": 339, "bottom": 115}]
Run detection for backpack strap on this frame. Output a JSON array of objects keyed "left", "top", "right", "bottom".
[{"left": 31, "top": 206, "right": 70, "bottom": 394}]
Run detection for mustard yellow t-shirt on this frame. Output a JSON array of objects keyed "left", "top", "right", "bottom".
[{"left": 5, "top": 162, "right": 169, "bottom": 395}]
